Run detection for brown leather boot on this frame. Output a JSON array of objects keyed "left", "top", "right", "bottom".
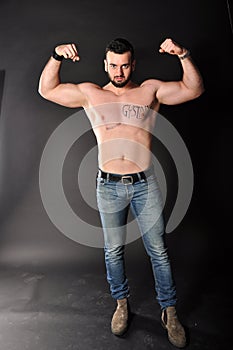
[
  {"left": 111, "top": 298, "right": 128, "bottom": 336},
  {"left": 161, "top": 306, "right": 186, "bottom": 348}
]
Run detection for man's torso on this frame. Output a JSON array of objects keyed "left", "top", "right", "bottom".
[{"left": 84, "top": 82, "right": 159, "bottom": 174}]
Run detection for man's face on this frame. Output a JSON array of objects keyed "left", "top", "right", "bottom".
[{"left": 104, "top": 51, "right": 135, "bottom": 88}]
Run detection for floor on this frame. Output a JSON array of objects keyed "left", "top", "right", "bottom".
[{"left": 0, "top": 234, "right": 231, "bottom": 350}]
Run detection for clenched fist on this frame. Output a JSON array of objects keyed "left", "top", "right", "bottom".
[
  {"left": 159, "top": 38, "right": 187, "bottom": 56},
  {"left": 55, "top": 43, "right": 80, "bottom": 62}
]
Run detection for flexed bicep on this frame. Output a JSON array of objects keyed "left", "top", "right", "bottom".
[
  {"left": 44, "top": 82, "right": 87, "bottom": 108},
  {"left": 156, "top": 80, "right": 193, "bottom": 105}
]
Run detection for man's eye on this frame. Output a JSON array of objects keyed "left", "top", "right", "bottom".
[
  {"left": 122, "top": 65, "right": 129, "bottom": 69},
  {"left": 110, "top": 65, "right": 116, "bottom": 68}
]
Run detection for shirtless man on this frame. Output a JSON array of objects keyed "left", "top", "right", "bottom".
[{"left": 38, "top": 38, "right": 204, "bottom": 348}]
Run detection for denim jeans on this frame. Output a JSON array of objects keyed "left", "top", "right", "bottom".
[{"left": 96, "top": 168, "right": 177, "bottom": 310}]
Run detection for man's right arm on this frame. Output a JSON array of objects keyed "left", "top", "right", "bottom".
[{"left": 38, "top": 43, "right": 89, "bottom": 108}]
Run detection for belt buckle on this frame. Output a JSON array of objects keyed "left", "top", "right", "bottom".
[{"left": 121, "top": 175, "right": 133, "bottom": 185}]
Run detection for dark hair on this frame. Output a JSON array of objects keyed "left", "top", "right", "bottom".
[{"left": 105, "top": 38, "right": 135, "bottom": 61}]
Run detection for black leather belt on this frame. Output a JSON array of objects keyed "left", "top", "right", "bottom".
[{"left": 97, "top": 167, "right": 154, "bottom": 184}]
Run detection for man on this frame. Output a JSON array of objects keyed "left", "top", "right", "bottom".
[{"left": 38, "top": 37, "right": 204, "bottom": 348}]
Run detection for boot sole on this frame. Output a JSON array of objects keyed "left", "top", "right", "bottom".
[{"left": 111, "top": 326, "right": 128, "bottom": 337}]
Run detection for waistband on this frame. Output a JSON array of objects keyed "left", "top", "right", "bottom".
[{"left": 97, "top": 166, "right": 154, "bottom": 184}]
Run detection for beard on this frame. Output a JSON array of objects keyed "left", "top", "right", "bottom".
[{"left": 108, "top": 72, "right": 132, "bottom": 88}]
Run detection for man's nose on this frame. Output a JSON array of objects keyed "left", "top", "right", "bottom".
[{"left": 116, "top": 67, "right": 123, "bottom": 75}]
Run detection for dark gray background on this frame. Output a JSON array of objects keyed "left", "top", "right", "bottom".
[
  {"left": 0, "top": 0, "right": 232, "bottom": 280},
  {"left": 0, "top": 1, "right": 233, "bottom": 349}
]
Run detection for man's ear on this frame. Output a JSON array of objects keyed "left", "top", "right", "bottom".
[
  {"left": 104, "top": 59, "right": 108, "bottom": 72},
  {"left": 132, "top": 59, "right": 136, "bottom": 71}
]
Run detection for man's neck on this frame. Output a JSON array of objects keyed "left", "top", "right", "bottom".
[{"left": 103, "top": 81, "right": 138, "bottom": 95}]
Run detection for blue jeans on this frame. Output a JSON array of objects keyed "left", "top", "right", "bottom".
[{"left": 96, "top": 169, "right": 177, "bottom": 310}]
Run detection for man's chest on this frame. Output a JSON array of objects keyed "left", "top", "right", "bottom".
[{"left": 85, "top": 102, "right": 157, "bottom": 131}]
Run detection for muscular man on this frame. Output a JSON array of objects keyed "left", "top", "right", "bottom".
[{"left": 38, "top": 38, "right": 204, "bottom": 348}]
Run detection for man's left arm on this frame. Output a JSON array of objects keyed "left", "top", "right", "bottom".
[{"left": 145, "top": 38, "right": 205, "bottom": 105}]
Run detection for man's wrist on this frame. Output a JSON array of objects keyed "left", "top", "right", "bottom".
[
  {"left": 52, "top": 48, "right": 63, "bottom": 61},
  {"left": 178, "top": 50, "right": 191, "bottom": 60}
]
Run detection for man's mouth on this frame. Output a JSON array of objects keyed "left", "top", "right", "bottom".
[{"left": 115, "top": 76, "right": 124, "bottom": 81}]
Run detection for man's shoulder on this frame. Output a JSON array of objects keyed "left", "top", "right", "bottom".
[
  {"left": 140, "top": 79, "right": 162, "bottom": 88},
  {"left": 79, "top": 82, "right": 102, "bottom": 91}
]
